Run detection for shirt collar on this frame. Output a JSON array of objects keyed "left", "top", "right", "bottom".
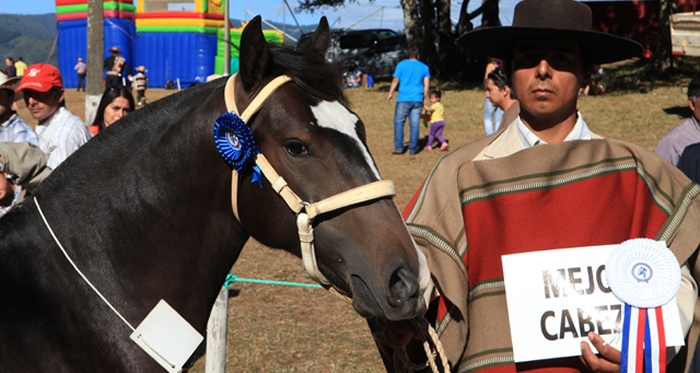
[
  {"left": 516, "top": 111, "right": 591, "bottom": 149},
  {"left": 0, "top": 112, "right": 19, "bottom": 128}
]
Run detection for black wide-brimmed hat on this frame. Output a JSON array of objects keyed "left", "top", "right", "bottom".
[{"left": 459, "top": 0, "right": 643, "bottom": 64}]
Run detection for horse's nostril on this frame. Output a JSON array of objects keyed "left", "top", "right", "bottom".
[{"left": 389, "top": 267, "right": 418, "bottom": 306}]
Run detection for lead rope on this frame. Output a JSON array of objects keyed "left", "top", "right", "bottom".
[
  {"left": 34, "top": 197, "right": 136, "bottom": 332},
  {"left": 394, "top": 322, "right": 450, "bottom": 373}
]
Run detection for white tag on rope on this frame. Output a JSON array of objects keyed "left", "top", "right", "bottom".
[{"left": 130, "top": 300, "right": 204, "bottom": 373}]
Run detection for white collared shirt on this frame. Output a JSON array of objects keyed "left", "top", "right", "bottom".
[
  {"left": 516, "top": 111, "right": 592, "bottom": 148},
  {"left": 36, "top": 106, "right": 92, "bottom": 169}
]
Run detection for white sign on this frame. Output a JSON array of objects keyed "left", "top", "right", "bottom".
[
  {"left": 130, "top": 299, "right": 204, "bottom": 373},
  {"left": 501, "top": 244, "right": 684, "bottom": 363}
]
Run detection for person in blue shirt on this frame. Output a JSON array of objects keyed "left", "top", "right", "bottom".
[{"left": 387, "top": 47, "right": 431, "bottom": 155}]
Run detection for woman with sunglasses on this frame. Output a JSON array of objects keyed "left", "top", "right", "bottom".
[{"left": 89, "top": 87, "right": 135, "bottom": 135}]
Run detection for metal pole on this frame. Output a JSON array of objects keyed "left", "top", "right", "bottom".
[
  {"left": 205, "top": 286, "right": 229, "bottom": 373},
  {"left": 224, "top": 0, "right": 230, "bottom": 75},
  {"left": 343, "top": 6, "right": 385, "bottom": 31},
  {"left": 86, "top": 0, "right": 104, "bottom": 125},
  {"left": 282, "top": 0, "right": 304, "bottom": 35}
]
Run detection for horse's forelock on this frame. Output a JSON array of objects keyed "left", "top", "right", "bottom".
[{"left": 268, "top": 44, "right": 348, "bottom": 107}]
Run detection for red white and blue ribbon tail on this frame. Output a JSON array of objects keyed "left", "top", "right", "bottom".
[{"left": 621, "top": 304, "right": 666, "bottom": 373}]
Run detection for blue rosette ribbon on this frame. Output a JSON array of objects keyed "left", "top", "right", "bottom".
[{"left": 214, "top": 112, "right": 263, "bottom": 187}]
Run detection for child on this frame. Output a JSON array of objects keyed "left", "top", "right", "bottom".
[
  {"left": 423, "top": 89, "right": 448, "bottom": 151},
  {"left": 132, "top": 66, "right": 148, "bottom": 106}
]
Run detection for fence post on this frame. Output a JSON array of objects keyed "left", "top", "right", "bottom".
[{"left": 205, "top": 286, "right": 228, "bottom": 373}]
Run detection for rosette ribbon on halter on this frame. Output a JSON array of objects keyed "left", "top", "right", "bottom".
[
  {"left": 214, "top": 112, "right": 263, "bottom": 187},
  {"left": 605, "top": 238, "right": 682, "bottom": 373}
]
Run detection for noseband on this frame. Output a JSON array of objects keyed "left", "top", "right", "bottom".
[{"left": 223, "top": 74, "right": 395, "bottom": 285}]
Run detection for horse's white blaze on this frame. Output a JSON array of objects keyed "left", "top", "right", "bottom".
[
  {"left": 310, "top": 100, "right": 381, "bottom": 179},
  {"left": 312, "top": 101, "right": 430, "bottom": 299}
]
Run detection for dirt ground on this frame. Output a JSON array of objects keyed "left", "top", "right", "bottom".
[{"left": 12, "top": 71, "right": 691, "bottom": 372}]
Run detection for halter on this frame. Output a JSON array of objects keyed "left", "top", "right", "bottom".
[{"left": 223, "top": 73, "right": 396, "bottom": 285}]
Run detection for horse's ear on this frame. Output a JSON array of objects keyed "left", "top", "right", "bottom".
[
  {"left": 302, "top": 16, "right": 330, "bottom": 60},
  {"left": 239, "top": 15, "right": 270, "bottom": 91}
]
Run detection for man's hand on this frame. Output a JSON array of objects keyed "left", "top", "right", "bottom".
[
  {"left": 580, "top": 331, "right": 621, "bottom": 372},
  {"left": 387, "top": 92, "right": 394, "bottom": 102}
]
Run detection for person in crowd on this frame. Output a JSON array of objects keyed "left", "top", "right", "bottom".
[
  {"left": 387, "top": 46, "right": 430, "bottom": 155},
  {"left": 0, "top": 72, "right": 38, "bottom": 145},
  {"left": 677, "top": 142, "right": 700, "bottom": 184},
  {"left": 74, "top": 57, "right": 87, "bottom": 92},
  {"left": 579, "top": 64, "right": 605, "bottom": 98},
  {"left": 132, "top": 65, "right": 148, "bottom": 106},
  {"left": 372, "top": 0, "right": 700, "bottom": 372},
  {"left": 4, "top": 58, "right": 16, "bottom": 78},
  {"left": 14, "top": 57, "right": 27, "bottom": 77},
  {"left": 655, "top": 73, "right": 700, "bottom": 166},
  {"left": 103, "top": 47, "right": 130, "bottom": 89},
  {"left": 483, "top": 58, "right": 502, "bottom": 136},
  {"left": 16, "top": 63, "right": 91, "bottom": 169},
  {"left": 0, "top": 142, "right": 50, "bottom": 218},
  {"left": 422, "top": 88, "right": 448, "bottom": 151},
  {"left": 484, "top": 67, "right": 519, "bottom": 130},
  {"left": 89, "top": 87, "right": 134, "bottom": 135},
  {"left": 343, "top": 63, "right": 362, "bottom": 88}
]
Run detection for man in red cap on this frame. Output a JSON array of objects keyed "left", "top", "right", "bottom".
[
  {"left": 372, "top": 0, "right": 700, "bottom": 371},
  {"left": 16, "top": 63, "right": 91, "bottom": 169}
]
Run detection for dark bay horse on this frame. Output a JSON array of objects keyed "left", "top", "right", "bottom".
[{"left": 0, "top": 17, "right": 429, "bottom": 371}]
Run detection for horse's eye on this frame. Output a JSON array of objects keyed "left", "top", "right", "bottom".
[{"left": 285, "top": 140, "right": 310, "bottom": 156}]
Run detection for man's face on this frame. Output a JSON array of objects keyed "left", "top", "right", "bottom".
[
  {"left": 510, "top": 39, "right": 589, "bottom": 124},
  {"left": 689, "top": 96, "right": 700, "bottom": 120},
  {"left": 0, "top": 89, "right": 13, "bottom": 123},
  {"left": 5, "top": 59, "right": 11, "bottom": 67},
  {"left": 23, "top": 88, "right": 64, "bottom": 123},
  {"left": 484, "top": 79, "right": 505, "bottom": 109}
]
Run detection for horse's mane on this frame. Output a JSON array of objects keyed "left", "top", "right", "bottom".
[{"left": 268, "top": 44, "right": 349, "bottom": 107}]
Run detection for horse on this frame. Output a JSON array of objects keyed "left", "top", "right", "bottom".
[{"left": 0, "top": 16, "right": 430, "bottom": 372}]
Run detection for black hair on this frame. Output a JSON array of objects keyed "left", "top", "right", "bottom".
[
  {"left": 688, "top": 73, "right": 700, "bottom": 100},
  {"left": 487, "top": 68, "right": 508, "bottom": 91},
  {"left": 92, "top": 87, "right": 135, "bottom": 130},
  {"left": 430, "top": 88, "right": 442, "bottom": 99},
  {"left": 408, "top": 47, "right": 420, "bottom": 59},
  {"left": 6, "top": 57, "right": 14, "bottom": 63}
]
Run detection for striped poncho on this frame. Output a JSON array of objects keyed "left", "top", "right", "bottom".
[{"left": 403, "top": 137, "right": 700, "bottom": 372}]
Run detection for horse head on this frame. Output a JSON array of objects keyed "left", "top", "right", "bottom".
[{"left": 228, "top": 16, "right": 430, "bottom": 321}]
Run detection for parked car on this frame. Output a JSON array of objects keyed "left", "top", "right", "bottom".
[
  {"left": 296, "top": 28, "right": 399, "bottom": 64},
  {"left": 341, "top": 35, "right": 408, "bottom": 79}
]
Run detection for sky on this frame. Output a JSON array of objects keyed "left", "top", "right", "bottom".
[{"left": 0, "top": 0, "right": 519, "bottom": 36}]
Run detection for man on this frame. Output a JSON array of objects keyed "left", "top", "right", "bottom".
[
  {"left": 104, "top": 47, "right": 129, "bottom": 88},
  {"left": 387, "top": 47, "right": 430, "bottom": 155},
  {"left": 0, "top": 72, "right": 39, "bottom": 145},
  {"left": 655, "top": 73, "right": 700, "bottom": 166},
  {"left": 484, "top": 67, "right": 519, "bottom": 131},
  {"left": 4, "top": 58, "right": 16, "bottom": 78},
  {"left": 373, "top": 0, "right": 700, "bottom": 372},
  {"left": 0, "top": 142, "right": 51, "bottom": 218},
  {"left": 16, "top": 64, "right": 91, "bottom": 169},
  {"left": 74, "top": 57, "right": 87, "bottom": 92},
  {"left": 14, "top": 57, "right": 27, "bottom": 77}
]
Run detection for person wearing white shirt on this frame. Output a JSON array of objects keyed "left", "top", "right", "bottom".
[{"left": 15, "top": 63, "right": 91, "bottom": 169}]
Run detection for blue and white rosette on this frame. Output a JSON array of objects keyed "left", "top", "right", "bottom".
[
  {"left": 213, "top": 112, "right": 263, "bottom": 187},
  {"left": 605, "top": 238, "right": 681, "bottom": 373}
]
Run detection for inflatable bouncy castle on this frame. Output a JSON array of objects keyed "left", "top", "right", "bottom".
[
  {"left": 55, "top": 0, "right": 284, "bottom": 89},
  {"left": 134, "top": 0, "right": 226, "bottom": 87},
  {"left": 56, "top": 0, "right": 136, "bottom": 88}
]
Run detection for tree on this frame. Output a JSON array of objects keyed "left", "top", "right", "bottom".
[{"left": 648, "top": 0, "right": 676, "bottom": 72}]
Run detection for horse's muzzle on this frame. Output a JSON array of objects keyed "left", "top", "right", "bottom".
[{"left": 350, "top": 265, "right": 426, "bottom": 321}]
